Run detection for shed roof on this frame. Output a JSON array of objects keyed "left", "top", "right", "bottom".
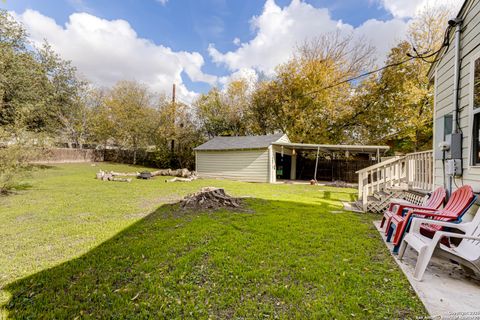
[
  {"left": 272, "top": 142, "right": 389, "bottom": 154},
  {"left": 194, "top": 133, "right": 286, "bottom": 151}
]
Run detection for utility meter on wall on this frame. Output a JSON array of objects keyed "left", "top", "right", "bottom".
[{"left": 446, "top": 159, "right": 462, "bottom": 177}]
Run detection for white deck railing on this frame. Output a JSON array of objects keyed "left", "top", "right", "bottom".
[{"left": 357, "top": 150, "right": 433, "bottom": 210}]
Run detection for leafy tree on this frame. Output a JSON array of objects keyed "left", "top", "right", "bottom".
[
  {"left": 347, "top": 6, "right": 453, "bottom": 153},
  {"left": 1, "top": 11, "right": 90, "bottom": 148},
  {"left": 250, "top": 32, "right": 374, "bottom": 143},
  {"left": 0, "top": 10, "right": 49, "bottom": 130},
  {"left": 0, "top": 10, "right": 48, "bottom": 192},
  {"left": 37, "top": 43, "right": 90, "bottom": 147},
  {"left": 88, "top": 88, "right": 114, "bottom": 150},
  {"left": 153, "top": 97, "right": 204, "bottom": 169},
  {"left": 104, "top": 81, "right": 157, "bottom": 164},
  {"left": 194, "top": 79, "right": 251, "bottom": 138}
]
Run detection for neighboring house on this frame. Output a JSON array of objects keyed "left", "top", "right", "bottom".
[
  {"left": 194, "top": 133, "right": 388, "bottom": 183},
  {"left": 430, "top": 0, "right": 480, "bottom": 192}
]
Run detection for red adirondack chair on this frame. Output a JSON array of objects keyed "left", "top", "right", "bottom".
[
  {"left": 386, "top": 185, "right": 476, "bottom": 253},
  {"left": 380, "top": 187, "right": 446, "bottom": 235}
]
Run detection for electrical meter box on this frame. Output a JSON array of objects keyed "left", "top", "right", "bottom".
[
  {"left": 445, "top": 133, "right": 462, "bottom": 159},
  {"left": 446, "top": 159, "right": 462, "bottom": 177}
]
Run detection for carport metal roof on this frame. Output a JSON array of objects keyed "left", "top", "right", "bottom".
[{"left": 271, "top": 142, "right": 389, "bottom": 154}]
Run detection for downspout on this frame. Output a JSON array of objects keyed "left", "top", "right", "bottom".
[
  {"left": 448, "top": 18, "right": 463, "bottom": 197},
  {"left": 451, "top": 18, "right": 463, "bottom": 134}
]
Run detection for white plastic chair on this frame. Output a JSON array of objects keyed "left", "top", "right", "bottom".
[{"left": 398, "top": 210, "right": 480, "bottom": 281}]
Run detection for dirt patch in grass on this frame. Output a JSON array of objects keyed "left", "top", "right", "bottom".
[{"left": 139, "top": 195, "right": 182, "bottom": 209}]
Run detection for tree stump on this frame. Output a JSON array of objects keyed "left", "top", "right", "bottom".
[{"left": 180, "top": 187, "right": 240, "bottom": 209}]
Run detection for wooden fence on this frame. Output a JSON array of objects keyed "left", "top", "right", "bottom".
[{"left": 32, "top": 148, "right": 104, "bottom": 163}]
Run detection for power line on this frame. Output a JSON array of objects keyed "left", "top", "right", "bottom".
[
  {"left": 306, "top": 56, "right": 417, "bottom": 95},
  {"left": 305, "top": 24, "right": 454, "bottom": 97}
]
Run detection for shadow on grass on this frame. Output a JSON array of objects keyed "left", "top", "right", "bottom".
[{"left": 3, "top": 198, "right": 425, "bottom": 319}]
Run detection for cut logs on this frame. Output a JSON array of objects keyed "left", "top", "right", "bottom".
[
  {"left": 95, "top": 170, "right": 132, "bottom": 182},
  {"left": 180, "top": 187, "right": 241, "bottom": 210},
  {"left": 151, "top": 168, "right": 193, "bottom": 178},
  {"left": 95, "top": 168, "right": 198, "bottom": 182},
  {"left": 166, "top": 177, "right": 197, "bottom": 183}
]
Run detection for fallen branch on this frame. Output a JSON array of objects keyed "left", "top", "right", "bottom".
[
  {"left": 151, "top": 168, "right": 192, "bottom": 178},
  {"left": 95, "top": 170, "right": 132, "bottom": 182},
  {"left": 110, "top": 171, "right": 139, "bottom": 177},
  {"left": 107, "top": 168, "right": 196, "bottom": 179},
  {"left": 166, "top": 176, "right": 198, "bottom": 183}
]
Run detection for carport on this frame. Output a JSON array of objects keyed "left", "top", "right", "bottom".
[{"left": 270, "top": 142, "right": 389, "bottom": 183}]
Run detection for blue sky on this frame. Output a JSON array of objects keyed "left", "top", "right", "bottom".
[{"left": 1, "top": 0, "right": 457, "bottom": 101}]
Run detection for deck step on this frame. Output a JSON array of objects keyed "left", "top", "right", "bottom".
[{"left": 362, "top": 189, "right": 428, "bottom": 214}]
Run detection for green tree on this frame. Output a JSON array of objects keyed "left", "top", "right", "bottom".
[
  {"left": 0, "top": 10, "right": 48, "bottom": 192},
  {"left": 104, "top": 81, "right": 157, "bottom": 164},
  {"left": 37, "top": 43, "right": 90, "bottom": 147},
  {"left": 0, "top": 10, "right": 49, "bottom": 130},
  {"left": 194, "top": 79, "right": 251, "bottom": 138},
  {"left": 250, "top": 32, "right": 374, "bottom": 143},
  {"left": 88, "top": 88, "right": 114, "bottom": 150},
  {"left": 347, "top": 6, "right": 453, "bottom": 153},
  {"left": 153, "top": 96, "right": 204, "bottom": 169}
]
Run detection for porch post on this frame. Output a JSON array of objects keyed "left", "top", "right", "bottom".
[
  {"left": 268, "top": 145, "right": 275, "bottom": 183},
  {"left": 290, "top": 149, "right": 297, "bottom": 180},
  {"left": 313, "top": 146, "right": 320, "bottom": 181}
]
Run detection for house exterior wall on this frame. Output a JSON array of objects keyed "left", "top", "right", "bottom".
[
  {"left": 195, "top": 149, "right": 270, "bottom": 183},
  {"left": 433, "top": 0, "right": 480, "bottom": 192}
]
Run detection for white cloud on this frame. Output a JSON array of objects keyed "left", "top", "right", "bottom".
[
  {"left": 208, "top": 0, "right": 410, "bottom": 76},
  {"left": 157, "top": 0, "right": 168, "bottom": 6},
  {"left": 218, "top": 67, "right": 259, "bottom": 92},
  {"left": 354, "top": 18, "right": 408, "bottom": 63},
  {"left": 208, "top": 0, "right": 465, "bottom": 78},
  {"left": 378, "top": 0, "right": 462, "bottom": 19},
  {"left": 13, "top": 9, "right": 215, "bottom": 103}
]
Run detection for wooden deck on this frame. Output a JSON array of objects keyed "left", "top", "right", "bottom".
[{"left": 357, "top": 151, "right": 433, "bottom": 211}]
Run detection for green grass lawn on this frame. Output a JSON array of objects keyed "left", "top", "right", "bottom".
[{"left": 0, "top": 163, "right": 426, "bottom": 319}]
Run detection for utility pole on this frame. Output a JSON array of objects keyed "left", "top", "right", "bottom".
[{"left": 170, "top": 84, "right": 176, "bottom": 154}]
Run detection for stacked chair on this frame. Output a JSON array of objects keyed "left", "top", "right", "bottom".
[
  {"left": 385, "top": 185, "right": 476, "bottom": 253},
  {"left": 380, "top": 187, "right": 446, "bottom": 233}
]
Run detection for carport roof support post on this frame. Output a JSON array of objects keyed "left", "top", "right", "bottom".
[{"left": 313, "top": 146, "right": 320, "bottom": 181}]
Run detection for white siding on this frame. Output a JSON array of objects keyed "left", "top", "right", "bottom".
[
  {"left": 195, "top": 149, "right": 269, "bottom": 182},
  {"left": 433, "top": 0, "right": 480, "bottom": 192},
  {"left": 276, "top": 134, "right": 291, "bottom": 143}
]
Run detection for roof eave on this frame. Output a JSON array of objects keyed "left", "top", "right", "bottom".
[
  {"left": 427, "top": 0, "right": 471, "bottom": 80},
  {"left": 194, "top": 147, "right": 268, "bottom": 152}
]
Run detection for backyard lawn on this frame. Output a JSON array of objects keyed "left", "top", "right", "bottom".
[{"left": 0, "top": 163, "right": 426, "bottom": 319}]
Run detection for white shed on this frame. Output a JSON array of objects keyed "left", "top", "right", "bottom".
[
  {"left": 194, "top": 134, "right": 389, "bottom": 183},
  {"left": 194, "top": 133, "right": 289, "bottom": 183}
]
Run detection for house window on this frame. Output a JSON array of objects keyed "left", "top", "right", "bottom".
[
  {"left": 473, "top": 114, "right": 480, "bottom": 165},
  {"left": 472, "top": 57, "right": 480, "bottom": 165},
  {"left": 475, "top": 58, "right": 480, "bottom": 109}
]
